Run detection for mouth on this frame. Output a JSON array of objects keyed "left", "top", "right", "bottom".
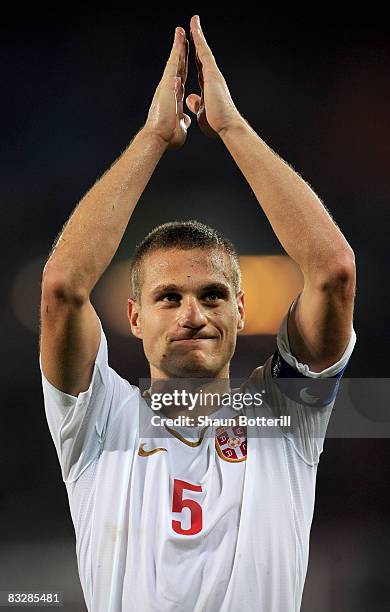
[{"left": 172, "top": 338, "right": 215, "bottom": 344}]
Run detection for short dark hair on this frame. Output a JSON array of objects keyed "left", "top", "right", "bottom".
[{"left": 130, "top": 220, "right": 241, "bottom": 303}]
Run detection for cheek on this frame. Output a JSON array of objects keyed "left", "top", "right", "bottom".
[
  {"left": 141, "top": 311, "right": 167, "bottom": 347},
  {"left": 221, "top": 306, "right": 239, "bottom": 330},
  {"left": 224, "top": 311, "right": 239, "bottom": 344}
]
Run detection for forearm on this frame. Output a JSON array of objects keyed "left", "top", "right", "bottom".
[
  {"left": 43, "top": 126, "right": 167, "bottom": 296},
  {"left": 220, "top": 119, "right": 354, "bottom": 281}
]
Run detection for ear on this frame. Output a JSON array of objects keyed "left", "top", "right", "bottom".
[
  {"left": 236, "top": 290, "right": 245, "bottom": 332},
  {"left": 127, "top": 298, "right": 143, "bottom": 339}
]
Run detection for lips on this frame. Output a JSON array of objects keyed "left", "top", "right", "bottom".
[
  {"left": 174, "top": 338, "right": 210, "bottom": 341},
  {"left": 172, "top": 337, "right": 215, "bottom": 342},
  {"left": 172, "top": 336, "right": 215, "bottom": 343}
]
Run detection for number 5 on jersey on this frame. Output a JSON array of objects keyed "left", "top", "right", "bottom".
[{"left": 172, "top": 479, "right": 203, "bottom": 535}]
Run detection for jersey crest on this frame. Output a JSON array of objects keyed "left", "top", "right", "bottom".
[{"left": 215, "top": 424, "right": 247, "bottom": 462}]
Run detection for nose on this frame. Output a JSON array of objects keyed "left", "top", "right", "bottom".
[{"left": 177, "top": 296, "right": 208, "bottom": 328}]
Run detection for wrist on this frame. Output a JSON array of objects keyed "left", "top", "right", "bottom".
[
  {"left": 138, "top": 125, "right": 170, "bottom": 153},
  {"left": 219, "top": 116, "right": 250, "bottom": 140}
]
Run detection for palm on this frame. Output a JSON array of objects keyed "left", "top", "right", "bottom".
[
  {"left": 186, "top": 15, "right": 240, "bottom": 138},
  {"left": 145, "top": 28, "right": 191, "bottom": 150},
  {"left": 169, "top": 70, "right": 191, "bottom": 150},
  {"left": 165, "top": 35, "right": 191, "bottom": 150}
]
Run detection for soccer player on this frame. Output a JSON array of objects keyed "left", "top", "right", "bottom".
[{"left": 39, "top": 15, "right": 357, "bottom": 612}]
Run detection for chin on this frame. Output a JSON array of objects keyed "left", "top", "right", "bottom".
[{"left": 167, "top": 356, "right": 220, "bottom": 379}]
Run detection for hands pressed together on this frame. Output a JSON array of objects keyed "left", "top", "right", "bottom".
[{"left": 144, "top": 15, "right": 243, "bottom": 150}]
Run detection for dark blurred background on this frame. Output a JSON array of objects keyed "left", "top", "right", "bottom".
[{"left": 1, "top": 7, "right": 390, "bottom": 611}]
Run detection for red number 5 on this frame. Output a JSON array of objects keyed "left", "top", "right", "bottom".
[{"left": 172, "top": 479, "right": 203, "bottom": 535}]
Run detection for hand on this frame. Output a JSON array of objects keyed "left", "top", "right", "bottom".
[
  {"left": 186, "top": 15, "right": 242, "bottom": 138},
  {"left": 144, "top": 26, "right": 191, "bottom": 150}
]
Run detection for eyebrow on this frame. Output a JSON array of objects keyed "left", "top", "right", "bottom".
[{"left": 150, "top": 282, "right": 231, "bottom": 297}]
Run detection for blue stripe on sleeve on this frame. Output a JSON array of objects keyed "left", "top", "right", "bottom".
[{"left": 270, "top": 349, "right": 347, "bottom": 407}]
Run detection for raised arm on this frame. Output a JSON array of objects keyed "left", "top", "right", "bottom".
[
  {"left": 40, "top": 25, "right": 190, "bottom": 396},
  {"left": 187, "top": 15, "right": 356, "bottom": 373}
]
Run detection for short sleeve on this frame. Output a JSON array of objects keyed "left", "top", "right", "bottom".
[
  {"left": 276, "top": 294, "right": 357, "bottom": 381},
  {"left": 39, "top": 316, "right": 114, "bottom": 483},
  {"left": 248, "top": 298, "right": 357, "bottom": 465}
]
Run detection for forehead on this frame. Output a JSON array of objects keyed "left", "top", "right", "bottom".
[{"left": 141, "top": 248, "right": 232, "bottom": 291}]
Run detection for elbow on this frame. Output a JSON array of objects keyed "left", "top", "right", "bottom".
[
  {"left": 318, "top": 249, "right": 356, "bottom": 294},
  {"left": 41, "top": 267, "right": 89, "bottom": 307}
]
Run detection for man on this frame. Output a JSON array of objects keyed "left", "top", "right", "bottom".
[{"left": 39, "top": 14, "right": 356, "bottom": 612}]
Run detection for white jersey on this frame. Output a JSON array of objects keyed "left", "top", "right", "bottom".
[{"left": 39, "top": 300, "right": 356, "bottom": 612}]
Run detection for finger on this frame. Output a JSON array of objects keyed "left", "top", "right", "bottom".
[
  {"left": 189, "top": 23, "right": 202, "bottom": 74},
  {"left": 189, "top": 15, "right": 216, "bottom": 68},
  {"left": 190, "top": 30, "right": 204, "bottom": 87},
  {"left": 178, "top": 33, "right": 188, "bottom": 86},
  {"left": 189, "top": 28, "right": 204, "bottom": 108},
  {"left": 178, "top": 35, "right": 189, "bottom": 86},
  {"left": 196, "top": 51, "right": 204, "bottom": 90},
  {"left": 183, "top": 37, "right": 189, "bottom": 84},
  {"left": 162, "top": 27, "right": 185, "bottom": 80},
  {"left": 176, "top": 37, "right": 188, "bottom": 115}
]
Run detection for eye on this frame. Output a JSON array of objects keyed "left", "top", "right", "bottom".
[
  {"left": 203, "top": 291, "right": 224, "bottom": 301},
  {"left": 160, "top": 292, "right": 181, "bottom": 303}
]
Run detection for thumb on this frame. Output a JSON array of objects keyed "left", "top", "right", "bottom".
[
  {"left": 186, "top": 94, "right": 201, "bottom": 115},
  {"left": 182, "top": 114, "right": 192, "bottom": 129}
]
